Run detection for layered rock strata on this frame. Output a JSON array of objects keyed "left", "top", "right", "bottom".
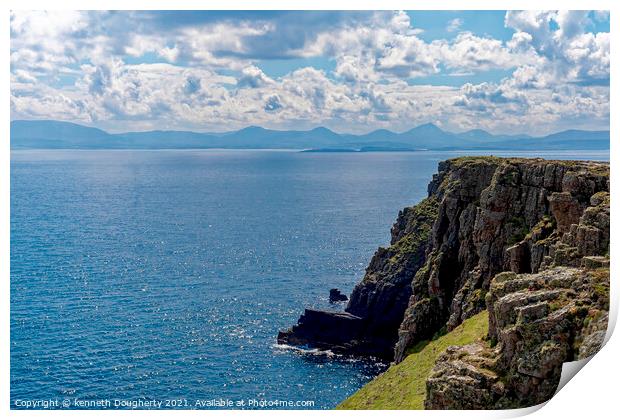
[{"left": 425, "top": 266, "right": 609, "bottom": 409}]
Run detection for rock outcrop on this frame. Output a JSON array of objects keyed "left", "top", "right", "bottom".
[
  {"left": 277, "top": 309, "right": 365, "bottom": 353},
  {"left": 425, "top": 266, "right": 609, "bottom": 409},
  {"left": 278, "top": 196, "right": 438, "bottom": 358},
  {"left": 329, "top": 288, "right": 348, "bottom": 302},
  {"left": 393, "top": 157, "right": 609, "bottom": 362},
  {"left": 424, "top": 175, "right": 609, "bottom": 409},
  {"left": 279, "top": 156, "right": 610, "bottom": 380}
]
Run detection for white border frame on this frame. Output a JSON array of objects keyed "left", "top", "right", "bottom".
[{"left": 2, "top": 2, "right": 617, "bottom": 419}]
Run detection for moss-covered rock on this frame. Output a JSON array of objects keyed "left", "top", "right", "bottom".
[{"left": 395, "top": 157, "right": 609, "bottom": 363}]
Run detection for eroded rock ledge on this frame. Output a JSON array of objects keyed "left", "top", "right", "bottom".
[
  {"left": 278, "top": 157, "right": 609, "bottom": 368},
  {"left": 425, "top": 266, "right": 609, "bottom": 409}
]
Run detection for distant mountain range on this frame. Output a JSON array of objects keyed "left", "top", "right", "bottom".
[{"left": 10, "top": 120, "right": 610, "bottom": 151}]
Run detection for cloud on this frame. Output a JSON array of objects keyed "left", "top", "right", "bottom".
[
  {"left": 237, "top": 66, "right": 274, "bottom": 88},
  {"left": 504, "top": 11, "right": 609, "bottom": 86},
  {"left": 446, "top": 18, "right": 463, "bottom": 32},
  {"left": 437, "top": 32, "right": 533, "bottom": 72},
  {"left": 264, "top": 95, "right": 283, "bottom": 112},
  {"left": 9, "top": 10, "right": 610, "bottom": 135}
]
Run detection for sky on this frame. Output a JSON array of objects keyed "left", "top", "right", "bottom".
[{"left": 9, "top": 10, "right": 610, "bottom": 135}]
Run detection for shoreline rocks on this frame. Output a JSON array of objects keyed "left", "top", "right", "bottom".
[
  {"left": 329, "top": 288, "right": 348, "bottom": 303},
  {"left": 277, "top": 309, "right": 365, "bottom": 354},
  {"left": 278, "top": 195, "right": 438, "bottom": 359}
]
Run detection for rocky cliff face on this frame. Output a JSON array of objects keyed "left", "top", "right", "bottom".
[
  {"left": 278, "top": 157, "right": 610, "bottom": 386},
  {"left": 394, "top": 157, "right": 609, "bottom": 362},
  {"left": 425, "top": 183, "right": 609, "bottom": 409},
  {"left": 425, "top": 266, "right": 609, "bottom": 409},
  {"left": 278, "top": 196, "right": 438, "bottom": 358}
]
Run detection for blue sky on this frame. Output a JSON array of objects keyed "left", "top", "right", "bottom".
[{"left": 10, "top": 10, "right": 610, "bottom": 135}]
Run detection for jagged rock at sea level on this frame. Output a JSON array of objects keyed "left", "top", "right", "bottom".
[
  {"left": 329, "top": 288, "right": 348, "bottom": 303},
  {"left": 277, "top": 309, "right": 364, "bottom": 353},
  {"left": 278, "top": 196, "right": 438, "bottom": 359}
]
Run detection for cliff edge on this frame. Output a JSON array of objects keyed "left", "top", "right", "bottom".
[{"left": 279, "top": 156, "right": 610, "bottom": 408}]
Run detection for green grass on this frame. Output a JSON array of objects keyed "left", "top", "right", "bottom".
[{"left": 336, "top": 311, "right": 489, "bottom": 410}]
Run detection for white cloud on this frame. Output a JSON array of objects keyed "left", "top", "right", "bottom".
[
  {"left": 446, "top": 18, "right": 463, "bottom": 33},
  {"left": 9, "top": 10, "right": 610, "bottom": 134},
  {"left": 159, "top": 46, "right": 180, "bottom": 63},
  {"left": 237, "top": 66, "right": 274, "bottom": 88},
  {"left": 437, "top": 32, "right": 534, "bottom": 72},
  {"left": 504, "top": 11, "right": 609, "bottom": 86}
]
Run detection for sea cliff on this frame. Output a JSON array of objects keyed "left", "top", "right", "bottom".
[{"left": 279, "top": 156, "right": 610, "bottom": 409}]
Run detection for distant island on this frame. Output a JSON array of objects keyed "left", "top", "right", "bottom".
[
  {"left": 301, "top": 146, "right": 427, "bottom": 153},
  {"left": 10, "top": 120, "right": 610, "bottom": 151}
]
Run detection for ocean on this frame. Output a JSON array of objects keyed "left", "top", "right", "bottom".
[{"left": 10, "top": 149, "right": 609, "bottom": 409}]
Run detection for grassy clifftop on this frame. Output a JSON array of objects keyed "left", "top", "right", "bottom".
[{"left": 337, "top": 311, "right": 489, "bottom": 410}]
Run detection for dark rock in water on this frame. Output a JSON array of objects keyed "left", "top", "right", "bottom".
[
  {"left": 329, "top": 288, "right": 348, "bottom": 302},
  {"left": 277, "top": 309, "right": 365, "bottom": 354},
  {"left": 279, "top": 196, "right": 438, "bottom": 359}
]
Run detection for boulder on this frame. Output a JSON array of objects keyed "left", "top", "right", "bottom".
[{"left": 329, "top": 288, "right": 348, "bottom": 303}]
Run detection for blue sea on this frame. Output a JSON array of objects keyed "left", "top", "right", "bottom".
[{"left": 10, "top": 149, "right": 609, "bottom": 409}]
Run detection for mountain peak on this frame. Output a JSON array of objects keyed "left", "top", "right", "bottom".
[
  {"left": 462, "top": 128, "right": 492, "bottom": 136},
  {"left": 244, "top": 125, "right": 265, "bottom": 131},
  {"left": 234, "top": 125, "right": 269, "bottom": 135},
  {"left": 417, "top": 122, "right": 440, "bottom": 129},
  {"left": 407, "top": 122, "right": 446, "bottom": 134},
  {"left": 368, "top": 128, "right": 396, "bottom": 135},
  {"left": 310, "top": 126, "right": 335, "bottom": 135},
  {"left": 458, "top": 128, "right": 494, "bottom": 140},
  {"left": 11, "top": 119, "right": 110, "bottom": 140}
]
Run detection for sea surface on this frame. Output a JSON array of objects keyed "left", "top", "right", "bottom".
[{"left": 10, "top": 149, "right": 609, "bottom": 409}]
